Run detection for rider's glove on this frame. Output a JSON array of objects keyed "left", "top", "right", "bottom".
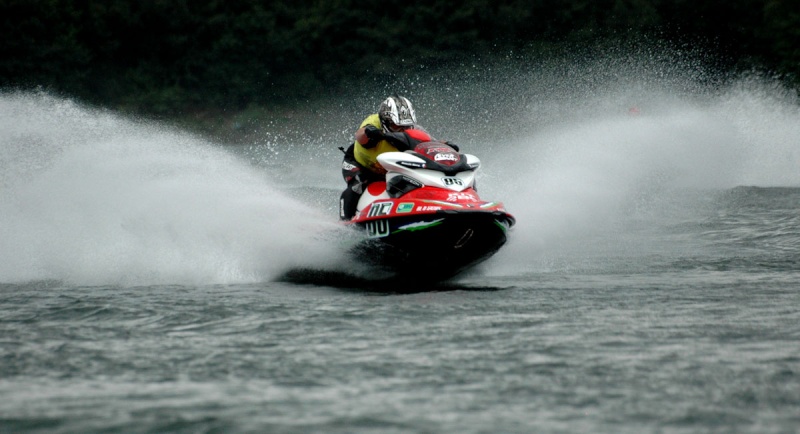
[{"left": 363, "top": 125, "right": 384, "bottom": 144}]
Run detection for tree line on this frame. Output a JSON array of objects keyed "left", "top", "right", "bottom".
[{"left": 1, "top": 0, "right": 797, "bottom": 115}]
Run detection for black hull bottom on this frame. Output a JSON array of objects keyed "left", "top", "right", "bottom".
[{"left": 351, "top": 211, "right": 512, "bottom": 281}]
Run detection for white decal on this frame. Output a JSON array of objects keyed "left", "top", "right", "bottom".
[
  {"left": 397, "top": 219, "right": 444, "bottom": 231},
  {"left": 368, "top": 202, "right": 393, "bottom": 217},
  {"left": 427, "top": 147, "right": 452, "bottom": 154},
  {"left": 441, "top": 177, "right": 464, "bottom": 186},
  {"left": 366, "top": 220, "right": 390, "bottom": 238},
  {"left": 434, "top": 153, "right": 458, "bottom": 162},
  {"left": 402, "top": 176, "right": 422, "bottom": 187},
  {"left": 447, "top": 192, "right": 476, "bottom": 202},
  {"left": 416, "top": 206, "right": 442, "bottom": 212},
  {"left": 422, "top": 200, "right": 464, "bottom": 208}
]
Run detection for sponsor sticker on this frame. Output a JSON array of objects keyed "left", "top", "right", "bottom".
[
  {"left": 399, "top": 161, "right": 425, "bottom": 169},
  {"left": 402, "top": 176, "right": 423, "bottom": 187},
  {"left": 416, "top": 205, "right": 442, "bottom": 212},
  {"left": 447, "top": 192, "right": 477, "bottom": 202},
  {"left": 434, "top": 153, "right": 458, "bottom": 162},
  {"left": 397, "top": 202, "right": 414, "bottom": 213}
]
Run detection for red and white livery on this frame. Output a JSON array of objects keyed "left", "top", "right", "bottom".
[{"left": 347, "top": 142, "right": 515, "bottom": 281}]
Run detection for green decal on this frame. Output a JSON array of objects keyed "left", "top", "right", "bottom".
[
  {"left": 397, "top": 202, "right": 414, "bottom": 213},
  {"left": 395, "top": 219, "right": 445, "bottom": 233}
]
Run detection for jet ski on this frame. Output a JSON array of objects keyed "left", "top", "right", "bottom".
[{"left": 345, "top": 141, "right": 515, "bottom": 281}]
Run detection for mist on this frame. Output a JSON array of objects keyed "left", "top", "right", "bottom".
[{"left": 1, "top": 50, "right": 798, "bottom": 285}]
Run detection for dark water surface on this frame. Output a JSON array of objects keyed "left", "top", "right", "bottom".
[
  {"left": 3, "top": 69, "right": 800, "bottom": 432},
  {"left": 2, "top": 188, "right": 800, "bottom": 434}
]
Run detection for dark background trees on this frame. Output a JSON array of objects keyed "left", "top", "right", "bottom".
[{"left": 1, "top": 0, "right": 797, "bottom": 116}]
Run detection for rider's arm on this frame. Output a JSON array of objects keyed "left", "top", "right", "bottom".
[
  {"left": 355, "top": 114, "right": 383, "bottom": 148},
  {"left": 355, "top": 127, "right": 368, "bottom": 145},
  {"left": 356, "top": 125, "right": 383, "bottom": 149},
  {"left": 382, "top": 132, "right": 416, "bottom": 151}
]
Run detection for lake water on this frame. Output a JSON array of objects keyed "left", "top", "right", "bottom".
[{"left": 2, "top": 65, "right": 800, "bottom": 433}]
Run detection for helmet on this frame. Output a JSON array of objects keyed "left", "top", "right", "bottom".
[{"left": 379, "top": 94, "right": 416, "bottom": 130}]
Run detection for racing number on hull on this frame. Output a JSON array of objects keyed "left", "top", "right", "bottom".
[
  {"left": 442, "top": 177, "right": 463, "bottom": 186},
  {"left": 368, "top": 202, "right": 393, "bottom": 217},
  {"left": 366, "top": 219, "right": 390, "bottom": 238},
  {"left": 366, "top": 202, "right": 392, "bottom": 238}
]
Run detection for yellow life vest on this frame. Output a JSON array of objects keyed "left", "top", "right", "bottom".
[{"left": 353, "top": 114, "right": 399, "bottom": 174}]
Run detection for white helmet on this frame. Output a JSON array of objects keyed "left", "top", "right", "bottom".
[{"left": 379, "top": 94, "right": 416, "bottom": 130}]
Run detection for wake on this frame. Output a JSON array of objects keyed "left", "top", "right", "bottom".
[{"left": 2, "top": 51, "right": 799, "bottom": 285}]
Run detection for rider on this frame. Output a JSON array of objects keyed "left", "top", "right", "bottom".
[{"left": 339, "top": 94, "right": 438, "bottom": 220}]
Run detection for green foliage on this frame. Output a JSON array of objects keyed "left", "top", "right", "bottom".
[{"left": 0, "top": 0, "right": 796, "bottom": 115}]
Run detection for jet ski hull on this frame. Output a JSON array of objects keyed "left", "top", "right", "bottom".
[
  {"left": 350, "top": 201, "right": 514, "bottom": 280},
  {"left": 342, "top": 143, "right": 515, "bottom": 282}
]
